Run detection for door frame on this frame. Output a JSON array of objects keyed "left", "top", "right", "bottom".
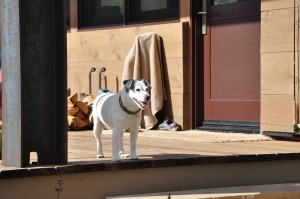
[{"left": 190, "top": 0, "right": 204, "bottom": 129}]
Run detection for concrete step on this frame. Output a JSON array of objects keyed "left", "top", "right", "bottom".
[{"left": 107, "top": 183, "right": 300, "bottom": 199}]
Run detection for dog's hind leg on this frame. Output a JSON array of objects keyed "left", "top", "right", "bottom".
[{"left": 93, "top": 119, "right": 105, "bottom": 158}]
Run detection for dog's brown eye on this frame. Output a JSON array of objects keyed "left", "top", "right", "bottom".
[
  {"left": 146, "top": 88, "right": 149, "bottom": 92},
  {"left": 136, "top": 89, "right": 140, "bottom": 92}
]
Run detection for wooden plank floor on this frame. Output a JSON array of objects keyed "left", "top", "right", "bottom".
[
  {"left": 67, "top": 130, "right": 300, "bottom": 163},
  {"left": 1, "top": 129, "right": 300, "bottom": 171}
]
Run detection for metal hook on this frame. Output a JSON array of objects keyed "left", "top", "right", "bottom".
[
  {"left": 99, "top": 67, "right": 106, "bottom": 89},
  {"left": 89, "top": 67, "right": 96, "bottom": 94}
]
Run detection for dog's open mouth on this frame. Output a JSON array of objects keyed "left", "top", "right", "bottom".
[{"left": 133, "top": 98, "right": 149, "bottom": 109}]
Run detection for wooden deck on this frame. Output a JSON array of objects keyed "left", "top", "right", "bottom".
[
  {"left": 1, "top": 130, "right": 300, "bottom": 199},
  {"left": 68, "top": 130, "right": 299, "bottom": 163},
  {"left": 1, "top": 129, "right": 300, "bottom": 175}
]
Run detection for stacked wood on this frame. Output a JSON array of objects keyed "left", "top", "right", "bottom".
[{"left": 67, "top": 93, "right": 94, "bottom": 130}]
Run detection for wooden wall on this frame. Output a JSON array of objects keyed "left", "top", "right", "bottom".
[
  {"left": 68, "top": 0, "right": 300, "bottom": 133},
  {"left": 67, "top": 0, "right": 191, "bottom": 130},
  {"left": 260, "top": 0, "right": 298, "bottom": 133}
]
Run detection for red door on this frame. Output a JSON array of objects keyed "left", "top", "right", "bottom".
[{"left": 194, "top": 0, "right": 261, "bottom": 130}]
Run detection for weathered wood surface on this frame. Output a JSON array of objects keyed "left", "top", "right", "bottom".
[
  {"left": 66, "top": 130, "right": 299, "bottom": 163},
  {"left": 0, "top": 130, "right": 300, "bottom": 174}
]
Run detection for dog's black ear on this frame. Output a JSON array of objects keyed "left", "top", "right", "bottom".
[
  {"left": 143, "top": 79, "right": 152, "bottom": 89},
  {"left": 123, "top": 79, "right": 135, "bottom": 92}
]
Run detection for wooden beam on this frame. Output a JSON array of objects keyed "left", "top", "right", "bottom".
[{"left": 0, "top": 0, "right": 68, "bottom": 167}]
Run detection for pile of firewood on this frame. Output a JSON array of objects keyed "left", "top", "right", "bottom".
[{"left": 67, "top": 93, "right": 94, "bottom": 130}]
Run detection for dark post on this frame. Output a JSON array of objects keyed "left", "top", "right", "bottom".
[{"left": 0, "top": 0, "right": 67, "bottom": 167}]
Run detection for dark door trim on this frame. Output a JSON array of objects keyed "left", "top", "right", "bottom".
[{"left": 190, "top": 0, "right": 204, "bottom": 129}]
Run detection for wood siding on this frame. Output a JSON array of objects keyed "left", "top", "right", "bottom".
[
  {"left": 260, "top": 0, "right": 298, "bottom": 132},
  {"left": 67, "top": 0, "right": 190, "bottom": 129},
  {"left": 67, "top": 0, "right": 299, "bottom": 132}
]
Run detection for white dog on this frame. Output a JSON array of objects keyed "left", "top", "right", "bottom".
[{"left": 93, "top": 79, "right": 151, "bottom": 162}]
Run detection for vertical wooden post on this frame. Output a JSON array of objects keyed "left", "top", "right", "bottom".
[{"left": 0, "top": 0, "right": 67, "bottom": 167}]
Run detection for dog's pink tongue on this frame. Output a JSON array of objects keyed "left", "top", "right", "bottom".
[{"left": 142, "top": 102, "right": 148, "bottom": 109}]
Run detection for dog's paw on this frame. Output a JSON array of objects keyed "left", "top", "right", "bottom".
[
  {"left": 130, "top": 155, "right": 139, "bottom": 160},
  {"left": 112, "top": 157, "right": 121, "bottom": 162},
  {"left": 119, "top": 151, "right": 129, "bottom": 159},
  {"left": 96, "top": 154, "right": 104, "bottom": 158}
]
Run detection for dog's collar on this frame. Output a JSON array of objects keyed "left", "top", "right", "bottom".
[{"left": 119, "top": 96, "right": 141, "bottom": 116}]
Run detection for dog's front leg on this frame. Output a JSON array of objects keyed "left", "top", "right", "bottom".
[
  {"left": 119, "top": 131, "right": 129, "bottom": 159},
  {"left": 130, "top": 127, "right": 139, "bottom": 160},
  {"left": 112, "top": 128, "right": 122, "bottom": 162}
]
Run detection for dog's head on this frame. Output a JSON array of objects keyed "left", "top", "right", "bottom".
[{"left": 123, "top": 79, "right": 151, "bottom": 110}]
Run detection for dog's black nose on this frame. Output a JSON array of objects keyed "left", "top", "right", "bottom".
[{"left": 146, "top": 95, "right": 150, "bottom": 101}]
